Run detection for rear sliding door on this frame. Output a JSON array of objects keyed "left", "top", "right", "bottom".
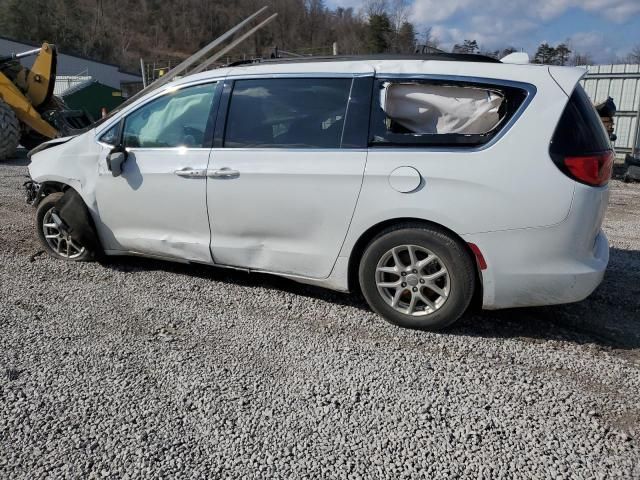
[{"left": 206, "top": 75, "right": 372, "bottom": 278}]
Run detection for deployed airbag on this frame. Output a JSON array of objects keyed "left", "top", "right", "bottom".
[{"left": 381, "top": 83, "right": 504, "bottom": 135}]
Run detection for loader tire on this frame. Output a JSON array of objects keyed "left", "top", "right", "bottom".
[
  {"left": 20, "top": 131, "right": 48, "bottom": 151},
  {"left": 21, "top": 96, "right": 68, "bottom": 151},
  {"left": 0, "top": 99, "right": 20, "bottom": 161}
]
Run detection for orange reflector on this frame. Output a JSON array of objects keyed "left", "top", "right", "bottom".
[{"left": 468, "top": 243, "right": 487, "bottom": 270}]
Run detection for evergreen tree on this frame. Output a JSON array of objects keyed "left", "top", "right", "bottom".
[
  {"left": 367, "top": 13, "right": 392, "bottom": 53},
  {"left": 396, "top": 21, "right": 416, "bottom": 53},
  {"left": 452, "top": 39, "right": 479, "bottom": 54},
  {"left": 555, "top": 43, "right": 571, "bottom": 65},
  {"left": 533, "top": 43, "right": 557, "bottom": 64}
]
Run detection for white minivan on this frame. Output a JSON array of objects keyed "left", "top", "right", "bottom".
[{"left": 26, "top": 54, "right": 612, "bottom": 330}]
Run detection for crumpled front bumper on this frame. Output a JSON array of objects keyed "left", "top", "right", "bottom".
[{"left": 23, "top": 175, "right": 41, "bottom": 205}]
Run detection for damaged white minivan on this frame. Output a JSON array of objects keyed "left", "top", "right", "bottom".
[{"left": 26, "top": 54, "right": 613, "bottom": 330}]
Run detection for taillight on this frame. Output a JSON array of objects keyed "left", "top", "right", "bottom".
[
  {"left": 563, "top": 151, "right": 614, "bottom": 187},
  {"left": 549, "top": 86, "right": 614, "bottom": 188}
]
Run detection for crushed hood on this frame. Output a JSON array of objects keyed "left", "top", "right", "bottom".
[{"left": 27, "top": 135, "right": 79, "bottom": 159}]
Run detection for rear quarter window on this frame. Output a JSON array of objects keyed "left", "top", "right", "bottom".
[{"left": 370, "top": 78, "right": 530, "bottom": 148}]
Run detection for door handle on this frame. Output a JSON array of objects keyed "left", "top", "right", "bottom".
[
  {"left": 174, "top": 167, "right": 207, "bottom": 178},
  {"left": 208, "top": 167, "right": 240, "bottom": 179}
]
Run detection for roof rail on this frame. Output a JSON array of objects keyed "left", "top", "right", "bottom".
[{"left": 226, "top": 52, "right": 502, "bottom": 67}]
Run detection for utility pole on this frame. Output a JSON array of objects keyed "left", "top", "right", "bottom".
[{"left": 139, "top": 58, "right": 147, "bottom": 88}]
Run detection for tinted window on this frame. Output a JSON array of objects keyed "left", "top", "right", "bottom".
[
  {"left": 341, "top": 77, "right": 373, "bottom": 149},
  {"left": 370, "top": 79, "right": 528, "bottom": 147},
  {"left": 123, "top": 83, "right": 216, "bottom": 148},
  {"left": 224, "top": 78, "right": 352, "bottom": 148},
  {"left": 550, "top": 85, "right": 611, "bottom": 156}
]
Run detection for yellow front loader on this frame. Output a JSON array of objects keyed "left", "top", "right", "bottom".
[{"left": 0, "top": 43, "right": 91, "bottom": 160}]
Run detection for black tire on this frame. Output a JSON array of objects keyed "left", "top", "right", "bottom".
[
  {"left": 358, "top": 224, "right": 476, "bottom": 331},
  {"left": 0, "top": 99, "right": 20, "bottom": 161},
  {"left": 35, "top": 193, "right": 93, "bottom": 262}
]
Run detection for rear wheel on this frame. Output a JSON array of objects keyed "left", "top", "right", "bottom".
[
  {"left": 0, "top": 99, "right": 20, "bottom": 161},
  {"left": 359, "top": 225, "right": 476, "bottom": 331},
  {"left": 35, "top": 193, "right": 93, "bottom": 261}
]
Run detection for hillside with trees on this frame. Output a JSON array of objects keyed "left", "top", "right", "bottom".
[
  {"left": 0, "top": 0, "right": 426, "bottom": 70},
  {"left": 0, "top": 0, "right": 638, "bottom": 71}
]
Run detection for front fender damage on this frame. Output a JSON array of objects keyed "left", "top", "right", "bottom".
[
  {"left": 24, "top": 177, "right": 41, "bottom": 204},
  {"left": 52, "top": 188, "right": 100, "bottom": 255}
]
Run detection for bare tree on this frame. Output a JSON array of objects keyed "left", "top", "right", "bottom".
[
  {"left": 422, "top": 27, "right": 439, "bottom": 49},
  {"left": 570, "top": 52, "right": 593, "bottom": 66},
  {"left": 627, "top": 45, "right": 640, "bottom": 64},
  {"left": 387, "top": 0, "right": 409, "bottom": 52},
  {"left": 0, "top": 0, "right": 375, "bottom": 69},
  {"left": 365, "top": 0, "right": 388, "bottom": 17},
  {"left": 388, "top": 0, "right": 409, "bottom": 32}
]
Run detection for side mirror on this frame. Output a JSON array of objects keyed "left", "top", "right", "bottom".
[{"left": 107, "top": 148, "right": 127, "bottom": 177}]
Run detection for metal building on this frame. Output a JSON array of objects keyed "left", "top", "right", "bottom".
[
  {"left": 0, "top": 36, "right": 141, "bottom": 91},
  {"left": 581, "top": 64, "right": 640, "bottom": 159}
]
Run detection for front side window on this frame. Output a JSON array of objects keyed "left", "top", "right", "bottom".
[
  {"left": 224, "top": 78, "right": 352, "bottom": 148},
  {"left": 122, "top": 83, "right": 217, "bottom": 148},
  {"left": 371, "top": 79, "right": 529, "bottom": 147},
  {"left": 99, "top": 123, "right": 120, "bottom": 146}
]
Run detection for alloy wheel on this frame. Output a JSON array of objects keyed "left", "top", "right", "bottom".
[
  {"left": 375, "top": 244, "right": 450, "bottom": 316},
  {"left": 42, "top": 209, "right": 85, "bottom": 259}
]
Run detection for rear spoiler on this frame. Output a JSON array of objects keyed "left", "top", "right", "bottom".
[{"left": 548, "top": 66, "right": 588, "bottom": 97}]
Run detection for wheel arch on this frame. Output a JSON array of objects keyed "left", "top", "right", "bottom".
[
  {"left": 346, "top": 217, "right": 483, "bottom": 305},
  {"left": 33, "top": 180, "right": 74, "bottom": 206},
  {"left": 35, "top": 181, "right": 103, "bottom": 257}
]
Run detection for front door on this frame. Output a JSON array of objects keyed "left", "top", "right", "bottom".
[
  {"left": 95, "top": 82, "right": 219, "bottom": 262},
  {"left": 206, "top": 76, "right": 371, "bottom": 279}
]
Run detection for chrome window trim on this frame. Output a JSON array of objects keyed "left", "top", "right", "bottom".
[
  {"left": 370, "top": 74, "right": 537, "bottom": 153},
  {"left": 124, "top": 147, "right": 213, "bottom": 153},
  {"left": 208, "top": 147, "right": 367, "bottom": 153},
  {"left": 224, "top": 72, "right": 374, "bottom": 80}
]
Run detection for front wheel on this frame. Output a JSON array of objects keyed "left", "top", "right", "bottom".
[
  {"left": 359, "top": 225, "right": 476, "bottom": 331},
  {"left": 35, "top": 193, "right": 93, "bottom": 261}
]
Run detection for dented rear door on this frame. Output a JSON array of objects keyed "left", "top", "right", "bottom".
[{"left": 206, "top": 74, "right": 372, "bottom": 278}]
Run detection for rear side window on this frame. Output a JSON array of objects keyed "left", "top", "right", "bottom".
[
  {"left": 370, "top": 79, "right": 529, "bottom": 147},
  {"left": 224, "top": 78, "right": 352, "bottom": 148},
  {"left": 550, "top": 85, "right": 611, "bottom": 156}
]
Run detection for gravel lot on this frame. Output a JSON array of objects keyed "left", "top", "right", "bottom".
[{"left": 1, "top": 153, "right": 639, "bottom": 479}]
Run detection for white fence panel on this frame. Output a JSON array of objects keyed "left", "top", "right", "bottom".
[{"left": 581, "top": 64, "right": 640, "bottom": 157}]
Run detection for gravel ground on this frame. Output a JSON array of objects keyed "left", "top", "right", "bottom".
[{"left": 1, "top": 153, "right": 639, "bottom": 479}]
